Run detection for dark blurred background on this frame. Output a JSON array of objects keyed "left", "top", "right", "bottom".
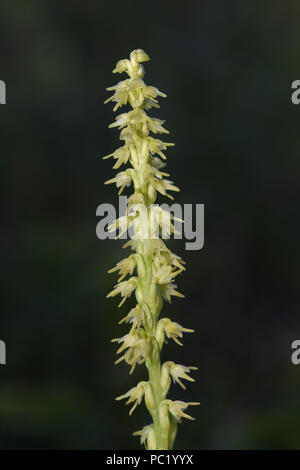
[{"left": 1, "top": 0, "right": 300, "bottom": 450}]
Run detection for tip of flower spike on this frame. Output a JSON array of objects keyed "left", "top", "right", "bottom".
[{"left": 130, "top": 49, "right": 150, "bottom": 63}]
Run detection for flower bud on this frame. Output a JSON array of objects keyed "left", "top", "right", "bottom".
[{"left": 130, "top": 49, "right": 150, "bottom": 64}]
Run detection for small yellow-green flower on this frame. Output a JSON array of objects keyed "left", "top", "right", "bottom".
[
  {"left": 116, "top": 381, "right": 148, "bottom": 415},
  {"left": 164, "top": 400, "right": 200, "bottom": 422},
  {"left": 104, "top": 49, "right": 199, "bottom": 450},
  {"left": 156, "top": 318, "right": 194, "bottom": 346}
]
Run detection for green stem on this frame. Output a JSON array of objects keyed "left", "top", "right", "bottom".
[
  {"left": 131, "top": 103, "right": 170, "bottom": 449},
  {"left": 147, "top": 356, "right": 169, "bottom": 449},
  {"left": 136, "top": 236, "right": 169, "bottom": 450}
]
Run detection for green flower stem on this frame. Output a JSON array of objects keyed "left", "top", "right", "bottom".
[
  {"left": 105, "top": 50, "right": 198, "bottom": 450},
  {"left": 137, "top": 236, "right": 170, "bottom": 449},
  {"left": 147, "top": 357, "right": 168, "bottom": 449}
]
